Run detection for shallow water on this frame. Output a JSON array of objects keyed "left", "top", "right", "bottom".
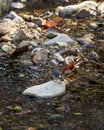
[{"left": 0, "top": 1, "right": 104, "bottom": 130}]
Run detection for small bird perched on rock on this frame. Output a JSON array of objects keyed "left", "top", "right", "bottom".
[{"left": 51, "top": 68, "right": 64, "bottom": 81}]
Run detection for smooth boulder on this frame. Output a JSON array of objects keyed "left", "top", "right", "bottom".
[{"left": 23, "top": 80, "right": 67, "bottom": 98}]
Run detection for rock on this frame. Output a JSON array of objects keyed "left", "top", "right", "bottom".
[
  {"left": 0, "top": 19, "right": 17, "bottom": 35},
  {"left": 1, "top": 35, "right": 12, "bottom": 41},
  {"left": 11, "top": 2, "right": 25, "bottom": 9},
  {"left": 23, "top": 80, "right": 67, "bottom": 98},
  {"left": 76, "top": 34, "right": 94, "bottom": 47},
  {"left": 1, "top": 43, "right": 16, "bottom": 54},
  {"left": 48, "top": 114, "right": 64, "bottom": 124},
  {"left": 32, "top": 17, "right": 43, "bottom": 26},
  {"left": 65, "top": 56, "right": 75, "bottom": 65},
  {"left": 56, "top": 1, "right": 98, "bottom": 17},
  {"left": 0, "top": 0, "right": 12, "bottom": 17},
  {"left": 97, "top": 2, "right": 104, "bottom": 15},
  {"left": 28, "top": 41, "right": 38, "bottom": 47},
  {"left": 42, "top": 33, "right": 77, "bottom": 46},
  {"left": 89, "top": 22, "right": 98, "bottom": 29},
  {"left": 53, "top": 53, "right": 64, "bottom": 63},
  {"left": 13, "top": 16, "right": 24, "bottom": 24},
  {"left": 19, "top": 40, "right": 38, "bottom": 48},
  {"left": 7, "top": 11, "right": 19, "bottom": 19},
  {"left": 32, "top": 48, "right": 48, "bottom": 65},
  {"left": 88, "top": 51, "right": 100, "bottom": 62},
  {"left": 76, "top": 7, "right": 96, "bottom": 18},
  {"left": 45, "top": 31, "right": 58, "bottom": 39},
  {"left": 12, "top": 29, "right": 29, "bottom": 42},
  {"left": 7, "top": 11, "right": 24, "bottom": 23}
]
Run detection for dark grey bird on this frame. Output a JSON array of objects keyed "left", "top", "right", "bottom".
[{"left": 51, "top": 68, "right": 64, "bottom": 81}]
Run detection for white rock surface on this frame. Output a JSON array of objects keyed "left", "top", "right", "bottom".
[
  {"left": 42, "top": 34, "right": 77, "bottom": 46},
  {"left": 7, "top": 11, "right": 19, "bottom": 19},
  {"left": 11, "top": 2, "right": 25, "bottom": 9},
  {"left": 57, "top": 1, "right": 98, "bottom": 17},
  {"left": 23, "top": 80, "right": 67, "bottom": 98},
  {"left": 1, "top": 43, "right": 16, "bottom": 54},
  {"left": 7, "top": 11, "right": 24, "bottom": 23},
  {"left": 97, "top": 2, "right": 104, "bottom": 15},
  {"left": 0, "top": 19, "right": 17, "bottom": 35}
]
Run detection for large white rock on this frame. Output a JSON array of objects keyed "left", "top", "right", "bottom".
[
  {"left": 11, "top": 2, "right": 25, "bottom": 9},
  {"left": 23, "top": 80, "right": 67, "bottom": 98},
  {"left": 56, "top": 1, "right": 98, "bottom": 17},
  {"left": 42, "top": 34, "right": 77, "bottom": 46}
]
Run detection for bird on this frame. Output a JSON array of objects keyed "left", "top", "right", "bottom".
[{"left": 51, "top": 68, "right": 64, "bottom": 81}]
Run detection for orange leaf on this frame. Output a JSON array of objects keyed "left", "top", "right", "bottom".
[{"left": 43, "top": 20, "right": 57, "bottom": 28}]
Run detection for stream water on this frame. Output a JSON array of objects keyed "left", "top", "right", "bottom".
[{"left": 0, "top": 1, "right": 104, "bottom": 130}]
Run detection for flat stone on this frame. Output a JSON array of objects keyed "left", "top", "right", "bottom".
[
  {"left": 42, "top": 33, "right": 77, "bottom": 46},
  {"left": 23, "top": 80, "right": 67, "bottom": 98}
]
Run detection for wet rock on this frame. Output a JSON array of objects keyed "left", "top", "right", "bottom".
[
  {"left": 76, "top": 7, "right": 96, "bottom": 18},
  {"left": 23, "top": 80, "right": 67, "bottom": 98},
  {"left": 42, "top": 33, "right": 77, "bottom": 46},
  {"left": 1, "top": 43, "right": 16, "bottom": 54},
  {"left": 56, "top": 1, "right": 98, "bottom": 17},
  {"left": 0, "top": 19, "right": 17, "bottom": 35},
  {"left": 48, "top": 114, "right": 64, "bottom": 124},
  {"left": 31, "top": 48, "right": 50, "bottom": 56},
  {"left": 21, "top": 60, "right": 33, "bottom": 66},
  {"left": 11, "top": 2, "right": 25, "bottom": 9}
]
